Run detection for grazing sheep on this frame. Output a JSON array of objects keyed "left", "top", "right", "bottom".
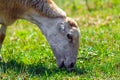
[{"left": 0, "top": 0, "right": 80, "bottom": 69}]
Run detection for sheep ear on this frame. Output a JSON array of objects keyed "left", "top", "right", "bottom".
[{"left": 57, "top": 22, "right": 65, "bottom": 33}]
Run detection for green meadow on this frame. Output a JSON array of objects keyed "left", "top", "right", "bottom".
[{"left": 0, "top": 0, "right": 120, "bottom": 79}]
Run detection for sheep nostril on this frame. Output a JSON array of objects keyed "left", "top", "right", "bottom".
[
  {"left": 69, "top": 62, "right": 74, "bottom": 68},
  {"left": 59, "top": 61, "right": 65, "bottom": 68}
]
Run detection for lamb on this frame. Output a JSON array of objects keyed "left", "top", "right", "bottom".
[{"left": 0, "top": 0, "right": 80, "bottom": 69}]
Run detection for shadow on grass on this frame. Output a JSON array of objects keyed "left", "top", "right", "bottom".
[{"left": 0, "top": 59, "right": 87, "bottom": 77}]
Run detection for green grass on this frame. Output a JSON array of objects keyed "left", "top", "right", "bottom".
[{"left": 0, "top": 0, "right": 120, "bottom": 79}]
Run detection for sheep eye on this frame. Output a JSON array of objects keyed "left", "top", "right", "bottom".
[{"left": 67, "top": 33, "right": 73, "bottom": 43}]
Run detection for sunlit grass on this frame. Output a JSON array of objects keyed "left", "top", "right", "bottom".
[{"left": 0, "top": 0, "right": 120, "bottom": 79}]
